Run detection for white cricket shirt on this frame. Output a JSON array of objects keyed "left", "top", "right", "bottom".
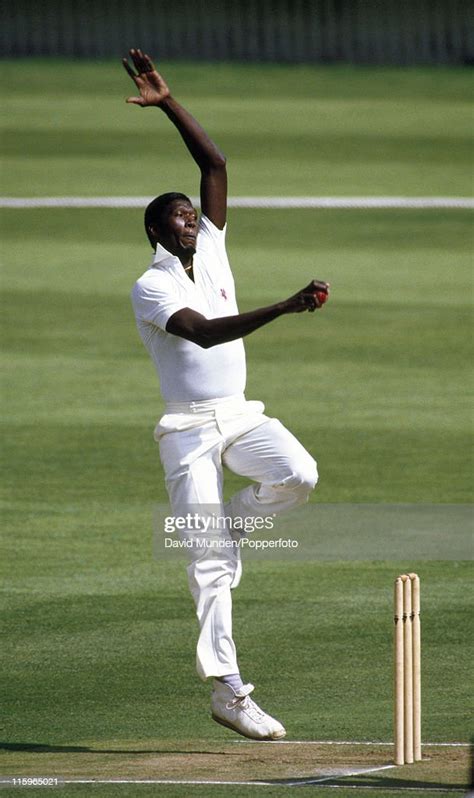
[{"left": 131, "top": 214, "right": 247, "bottom": 402}]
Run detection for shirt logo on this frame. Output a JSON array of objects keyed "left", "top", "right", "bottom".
[{"left": 220, "top": 288, "right": 228, "bottom": 301}]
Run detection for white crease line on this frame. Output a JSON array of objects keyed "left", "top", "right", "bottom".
[
  {"left": 2, "top": 775, "right": 466, "bottom": 792},
  {"left": 1, "top": 196, "right": 473, "bottom": 209},
  {"left": 61, "top": 779, "right": 279, "bottom": 787},
  {"left": 231, "top": 740, "right": 470, "bottom": 747},
  {"left": 290, "top": 787, "right": 465, "bottom": 793},
  {"left": 1, "top": 781, "right": 465, "bottom": 793},
  {"left": 285, "top": 763, "right": 396, "bottom": 785},
  {"left": 50, "top": 778, "right": 466, "bottom": 792}
]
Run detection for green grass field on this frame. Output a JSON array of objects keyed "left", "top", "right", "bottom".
[{"left": 1, "top": 61, "right": 473, "bottom": 797}]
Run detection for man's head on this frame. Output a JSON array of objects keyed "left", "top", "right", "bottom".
[{"left": 145, "top": 193, "right": 198, "bottom": 258}]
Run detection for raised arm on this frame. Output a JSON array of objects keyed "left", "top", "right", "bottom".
[{"left": 123, "top": 48, "right": 227, "bottom": 229}]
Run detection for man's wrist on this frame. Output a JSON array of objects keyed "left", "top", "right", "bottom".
[{"left": 159, "top": 95, "right": 176, "bottom": 111}]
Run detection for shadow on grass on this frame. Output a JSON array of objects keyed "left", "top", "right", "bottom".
[
  {"left": 0, "top": 742, "right": 234, "bottom": 756},
  {"left": 267, "top": 774, "right": 468, "bottom": 791}
]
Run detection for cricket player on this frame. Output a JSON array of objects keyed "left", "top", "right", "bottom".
[{"left": 124, "top": 49, "right": 329, "bottom": 740}]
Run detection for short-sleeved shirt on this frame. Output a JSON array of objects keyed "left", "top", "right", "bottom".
[{"left": 131, "top": 215, "right": 247, "bottom": 402}]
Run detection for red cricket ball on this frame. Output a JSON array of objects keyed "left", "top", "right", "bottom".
[{"left": 315, "top": 291, "right": 328, "bottom": 305}]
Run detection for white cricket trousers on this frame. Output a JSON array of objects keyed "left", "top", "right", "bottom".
[{"left": 154, "top": 394, "right": 318, "bottom": 680}]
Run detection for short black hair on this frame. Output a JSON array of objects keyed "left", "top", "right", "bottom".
[{"left": 144, "top": 192, "right": 192, "bottom": 247}]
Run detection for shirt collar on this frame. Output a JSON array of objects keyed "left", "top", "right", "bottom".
[{"left": 150, "top": 242, "right": 181, "bottom": 270}]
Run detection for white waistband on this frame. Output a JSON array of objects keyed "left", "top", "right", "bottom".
[{"left": 164, "top": 393, "right": 246, "bottom": 414}]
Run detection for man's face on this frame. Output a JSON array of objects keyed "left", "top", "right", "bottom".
[{"left": 156, "top": 200, "right": 198, "bottom": 256}]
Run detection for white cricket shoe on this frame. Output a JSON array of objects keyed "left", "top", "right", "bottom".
[{"left": 211, "top": 681, "right": 286, "bottom": 740}]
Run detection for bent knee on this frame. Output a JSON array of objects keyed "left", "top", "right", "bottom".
[
  {"left": 307, "top": 459, "right": 319, "bottom": 491},
  {"left": 284, "top": 457, "right": 319, "bottom": 494}
]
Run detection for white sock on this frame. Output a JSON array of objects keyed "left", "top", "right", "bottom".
[{"left": 216, "top": 673, "right": 244, "bottom": 692}]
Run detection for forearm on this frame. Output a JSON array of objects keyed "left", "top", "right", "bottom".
[
  {"left": 202, "top": 304, "right": 286, "bottom": 347},
  {"left": 167, "top": 303, "right": 287, "bottom": 349},
  {"left": 160, "top": 96, "right": 226, "bottom": 172}
]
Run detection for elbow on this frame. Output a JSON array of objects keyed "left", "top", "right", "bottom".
[
  {"left": 189, "top": 314, "right": 217, "bottom": 348},
  {"left": 168, "top": 314, "right": 217, "bottom": 348},
  {"left": 208, "top": 154, "right": 226, "bottom": 171},
  {"left": 193, "top": 323, "right": 217, "bottom": 349},
  {"left": 195, "top": 333, "right": 214, "bottom": 349}
]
